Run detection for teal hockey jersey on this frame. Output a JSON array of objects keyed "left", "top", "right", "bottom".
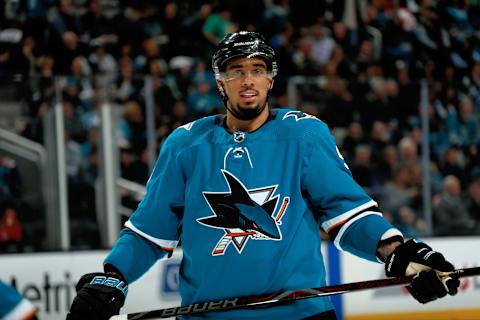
[{"left": 105, "top": 108, "right": 402, "bottom": 319}]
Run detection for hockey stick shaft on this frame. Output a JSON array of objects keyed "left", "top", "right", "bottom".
[{"left": 111, "top": 266, "right": 480, "bottom": 320}]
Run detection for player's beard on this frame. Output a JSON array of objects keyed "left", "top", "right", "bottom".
[{"left": 227, "top": 98, "right": 268, "bottom": 121}]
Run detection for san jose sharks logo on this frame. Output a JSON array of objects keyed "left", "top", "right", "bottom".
[
  {"left": 282, "top": 110, "right": 320, "bottom": 122},
  {"left": 197, "top": 170, "right": 290, "bottom": 256}
]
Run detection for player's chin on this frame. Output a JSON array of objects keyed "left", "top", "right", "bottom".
[{"left": 238, "top": 102, "right": 260, "bottom": 110}]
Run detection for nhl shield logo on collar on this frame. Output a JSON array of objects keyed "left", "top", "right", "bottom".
[{"left": 233, "top": 131, "right": 245, "bottom": 143}]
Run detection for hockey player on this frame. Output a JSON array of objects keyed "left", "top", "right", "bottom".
[
  {"left": 67, "top": 31, "right": 460, "bottom": 320},
  {"left": 0, "top": 280, "right": 37, "bottom": 320}
]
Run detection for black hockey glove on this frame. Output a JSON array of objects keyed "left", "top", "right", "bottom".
[
  {"left": 385, "top": 239, "right": 460, "bottom": 304},
  {"left": 67, "top": 272, "right": 128, "bottom": 320}
]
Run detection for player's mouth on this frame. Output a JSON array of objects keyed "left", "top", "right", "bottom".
[{"left": 239, "top": 90, "right": 258, "bottom": 103}]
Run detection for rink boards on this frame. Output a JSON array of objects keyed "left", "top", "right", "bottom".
[{"left": 0, "top": 237, "right": 478, "bottom": 320}]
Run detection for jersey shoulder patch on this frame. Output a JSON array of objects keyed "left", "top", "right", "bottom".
[
  {"left": 281, "top": 110, "right": 321, "bottom": 122},
  {"left": 274, "top": 108, "right": 331, "bottom": 143},
  {"left": 178, "top": 121, "right": 196, "bottom": 131},
  {"left": 168, "top": 116, "right": 215, "bottom": 147},
  {"left": 173, "top": 116, "right": 215, "bottom": 135}
]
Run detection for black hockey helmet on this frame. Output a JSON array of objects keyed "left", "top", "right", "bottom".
[{"left": 212, "top": 31, "right": 278, "bottom": 79}]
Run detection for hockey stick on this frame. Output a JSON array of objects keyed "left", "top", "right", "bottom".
[{"left": 111, "top": 266, "right": 480, "bottom": 320}]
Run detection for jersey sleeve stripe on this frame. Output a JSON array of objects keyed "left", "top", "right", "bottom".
[
  {"left": 332, "top": 210, "right": 383, "bottom": 251},
  {"left": 321, "top": 199, "right": 377, "bottom": 232},
  {"left": 4, "top": 298, "right": 36, "bottom": 320},
  {"left": 125, "top": 220, "right": 179, "bottom": 250}
]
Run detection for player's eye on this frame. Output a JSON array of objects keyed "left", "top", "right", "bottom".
[
  {"left": 226, "top": 69, "right": 244, "bottom": 79},
  {"left": 251, "top": 69, "right": 267, "bottom": 77}
]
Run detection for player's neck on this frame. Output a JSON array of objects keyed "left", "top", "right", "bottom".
[{"left": 226, "top": 105, "right": 270, "bottom": 132}]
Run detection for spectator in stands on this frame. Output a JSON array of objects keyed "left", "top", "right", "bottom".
[
  {"left": 380, "top": 165, "right": 420, "bottom": 216},
  {"left": 310, "top": 23, "right": 336, "bottom": 72},
  {"left": 0, "top": 155, "right": 21, "bottom": 208},
  {"left": 321, "top": 59, "right": 354, "bottom": 127},
  {"left": 375, "top": 144, "right": 399, "bottom": 187},
  {"left": 50, "top": 0, "right": 81, "bottom": 36},
  {"left": 51, "top": 31, "right": 81, "bottom": 75},
  {"left": 433, "top": 175, "right": 478, "bottom": 236},
  {"left": 119, "top": 147, "right": 138, "bottom": 182},
  {"left": 331, "top": 21, "right": 357, "bottom": 61},
  {"left": 35, "top": 55, "right": 55, "bottom": 102},
  {"left": 88, "top": 43, "right": 118, "bottom": 78},
  {"left": 263, "top": 0, "right": 290, "bottom": 37},
  {"left": 133, "top": 37, "right": 161, "bottom": 74},
  {"left": 67, "top": 56, "right": 94, "bottom": 111},
  {"left": 398, "top": 136, "right": 419, "bottom": 172},
  {"left": 446, "top": 96, "right": 479, "bottom": 150},
  {"left": 116, "top": 101, "right": 146, "bottom": 155},
  {"left": 20, "top": 0, "right": 55, "bottom": 53},
  {"left": 342, "top": 121, "right": 368, "bottom": 162},
  {"left": 189, "top": 59, "right": 217, "bottom": 94},
  {"left": 463, "top": 61, "right": 480, "bottom": 112},
  {"left": 202, "top": 4, "right": 237, "bottom": 58},
  {"left": 350, "top": 144, "right": 375, "bottom": 190},
  {"left": 111, "top": 4, "right": 148, "bottom": 57},
  {"left": 114, "top": 56, "right": 141, "bottom": 103},
  {"left": 441, "top": 146, "right": 468, "bottom": 188},
  {"left": 169, "top": 100, "right": 191, "bottom": 129},
  {"left": 466, "top": 178, "right": 480, "bottom": 223},
  {"left": 381, "top": 8, "right": 416, "bottom": 75},
  {"left": 9, "top": 35, "right": 37, "bottom": 81},
  {"left": 187, "top": 79, "right": 223, "bottom": 118},
  {"left": 148, "top": 59, "right": 177, "bottom": 116},
  {"left": 394, "top": 61, "right": 420, "bottom": 129},
  {"left": 0, "top": 156, "right": 24, "bottom": 252},
  {"left": 356, "top": 39, "right": 377, "bottom": 68},
  {"left": 80, "top": 126, "right": 98, "bottom": 161},
  {"left": 0, "top": 207, "right": 24, "bottom": 251},
  {"left": 410, "top": 99, "right": 450, "bottom": 163},
  {"left": 202, "top": 4, "right": 236, "bottom": 45},
  {"left": 396, "top": 205, "right": 426, "bottom": 238},
  {"left": 370, "top": 121, "right": 392, "bottom": 164},
  {"left": 169, "top": 56, "right": 195, "bottom": 100},
  {"left": 63, "top": 99, "right": 87, "bottom": 143},
  {"left": 327, "top": 43, "right": 355, "bottom": 79},
  {"left": 79, "top": 0, "right": 115, "bottom": 44},
  {"left": 157, "top": 2, "right": 183, "bottom": 59},
  {"left": 175, "top": 3, "right": 212, "bottom": 59},
  {"left": 269, "top": 21, "right": 298, "bottom": 80},
  {"left": 445, "top": 2, "right": 473, "bottom": 69}
]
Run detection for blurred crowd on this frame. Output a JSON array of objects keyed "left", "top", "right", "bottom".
[{"left": 0, "top": 0, "right": 480, "bottom": 250}]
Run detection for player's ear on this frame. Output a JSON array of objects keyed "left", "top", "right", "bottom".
[
  {"left": 216, "top": 79, "right": 227, "bottom": 100},
  {"left": 268, "top": 78, "right": 274, "bottom": 90},
  {"left": 216, "top": 79, "right": 225, "bottom": 92}
]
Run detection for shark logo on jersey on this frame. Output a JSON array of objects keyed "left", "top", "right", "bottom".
[
  {"left": 197, "top": 170, "right": 290, "bottom": 256},
  {"left": 282, "top": 110, "right": 320, "bottom": 122}
]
